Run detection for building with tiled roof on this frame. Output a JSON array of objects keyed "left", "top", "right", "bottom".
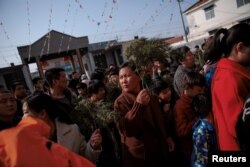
[{"left": 17, "top": 30, "right": 89, "bottom": 77}]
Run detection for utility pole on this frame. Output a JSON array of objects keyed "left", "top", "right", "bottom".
[{"left": 177, "top": 0, "right": 188, "bottom": 42}]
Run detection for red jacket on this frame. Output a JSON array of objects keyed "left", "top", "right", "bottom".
[
  {"left": 212, "top": 58, "right": 250, "bottom": 150},
  {"left": 174, "top": 94, "right": 197, "bottom": 160},
  {"left": 0, "top": 117, "right": 95, "bottom": 167}
]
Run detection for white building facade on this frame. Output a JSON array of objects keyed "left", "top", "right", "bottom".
[{"left": 173, "top": 0, "right": 250, "bottom": 48}]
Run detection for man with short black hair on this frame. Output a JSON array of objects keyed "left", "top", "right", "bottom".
[
  {"left": 194, "top": 45, "right": 205, "bottom": 69},
  {"left": 11, "top": 82, "right": 28, "bottom": 118},
  {"left": 106, "top": 68, "right": 121, "bottom": 103},
  {"left": 0, "top": 89, "right": 20, "bottom": 130},
  {"left": 45, "top": 68, "right": 75, "bottom": 123},
  {"left": 45, "top": 68, "right": 71, "bottom": 99},
  {"left": 68, "top": 71, "right": 80, "bottom": 95},
  {"left": 32, "top": 77, "right": 43, "bottom": 94}
]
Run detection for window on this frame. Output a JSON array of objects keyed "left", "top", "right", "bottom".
[
  {"left": 237, "top": 0, "right": 250, "bottom": 7},
  {"left": 4, "top": 71, "right": 27, "bottom": 91},
  {"left": 204, "top": 5, "right": 215, "bottom": 20},
  {"left": 208, "top": 29, "right": 218, "bottom": 36},
  {"left": 116, "top": 49, "right": 124, "bottom": 65},
  {"left": 240, "top": 18, "right": 250, "bottom": 24}
]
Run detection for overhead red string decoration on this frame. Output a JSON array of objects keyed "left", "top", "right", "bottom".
[
  {"left": 26, "top": 0, "right": 32, "bottom": 61},
  {"left": 58, "top": 0, "right": 71, "bottom": 53}
]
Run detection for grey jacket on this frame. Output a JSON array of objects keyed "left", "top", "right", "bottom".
[
  {"left": 173, "top": 65, "right": 194, "bottom": 96},
  {"left": 56, "top": 119, "right": 102, "bottom": 163}
]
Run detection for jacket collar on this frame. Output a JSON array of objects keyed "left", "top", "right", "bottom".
[
  {"left": 193, "top": 118, "right": 214, "bottom": 132},
  {"left": 55, "top": 119, "right": 72, "bottom": 136},
  {"left": 180, "top": 93, "right": 193, "bottom": 104}
]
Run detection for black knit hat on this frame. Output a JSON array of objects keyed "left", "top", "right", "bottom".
[
  {"left": 192, "top": 95, "right": 211, "bottom": 118},
  {"left": 151, "top": 77, "right": 169, "bottom": 95}
]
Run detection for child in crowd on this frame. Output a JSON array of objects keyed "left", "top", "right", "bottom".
[
  {"left": 76, "top": 82, "right": 88, "bottom": 99},
  {"left": 174, "top": 71, "right": 205, "bottom": 167},
  {"left": 152, "top": 77, "right": 175, "bottom": 139},
  {"left": 191, "top": 94, "right": 217, "bottom": 167},
  {"left": 151, "top": 77, "right": 178, "bottom": 165}
]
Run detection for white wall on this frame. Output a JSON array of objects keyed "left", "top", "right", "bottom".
[
  {"left": 106, "top": 52, "right": 115, "bottom": 66},
  {"left": 186, "top": 0, "right": 250, "bottom": 40},
  {"left": 81, "top": 54, "right": 92, "bottom": 79}
]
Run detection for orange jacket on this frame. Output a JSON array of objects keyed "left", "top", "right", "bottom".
[
  {"left": 212, "top": 58, "right": 250, "bottom": 150},
  {"left": 0, "top": 117, "right": 95, "bottom": 167}
]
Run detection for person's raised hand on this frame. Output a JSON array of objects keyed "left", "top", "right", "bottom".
[
  {"left": 136, "top": 89, "right": 150, "bottom": 105},
  {"left": 90, "top": 129, "right": 102, "bottom": 150}
]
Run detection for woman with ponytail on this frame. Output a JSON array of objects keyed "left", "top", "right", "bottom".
[{"left": 205, "top": 23, "right": 250, "bottom": 151}]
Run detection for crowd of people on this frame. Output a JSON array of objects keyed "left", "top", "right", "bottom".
[{"left": 0, "top": 23, "right": 250, "bottom": 167}]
